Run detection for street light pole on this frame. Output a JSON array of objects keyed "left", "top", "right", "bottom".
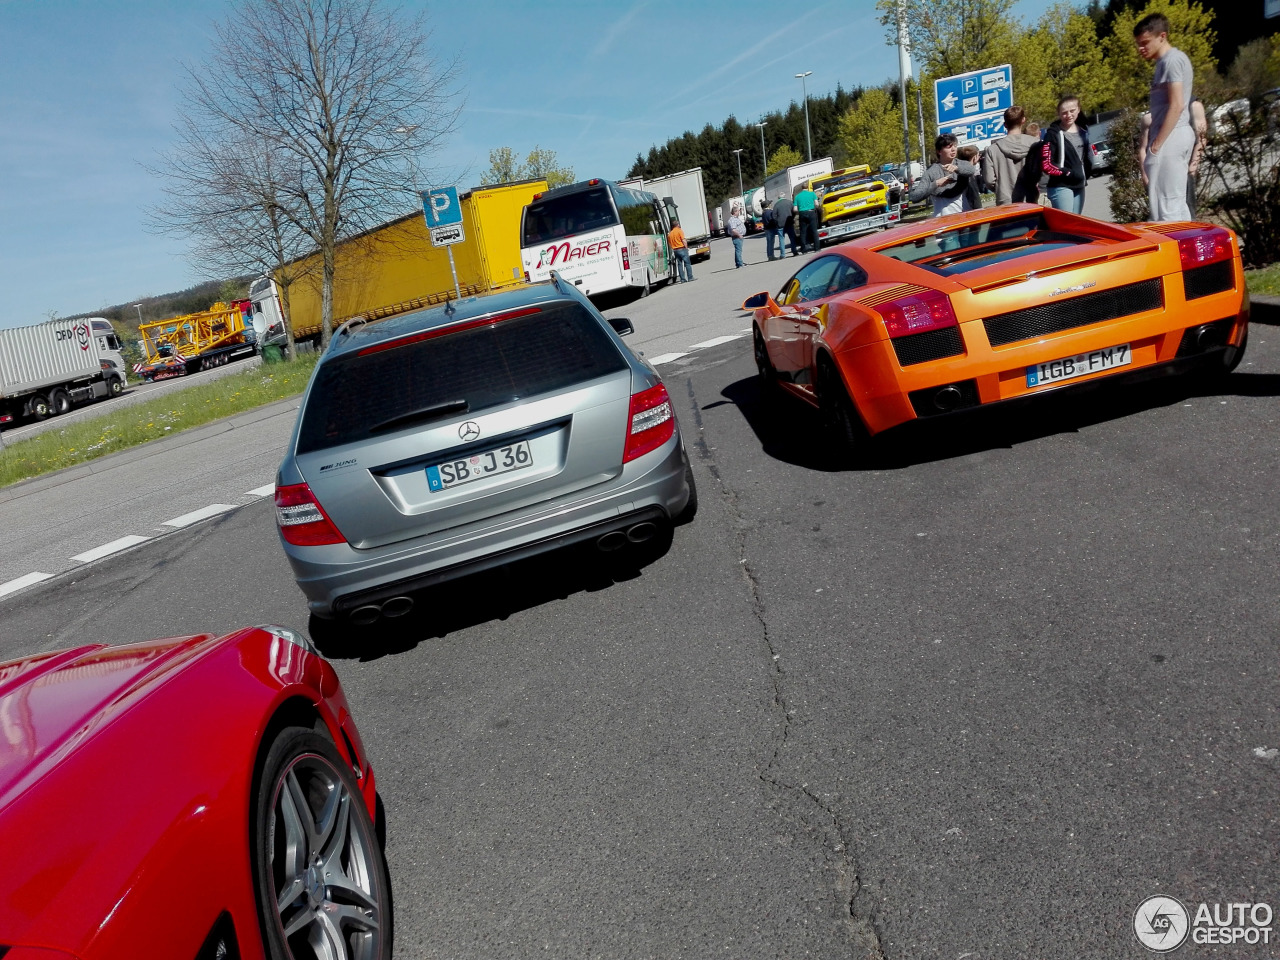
[
  {"left": 133, "top": 303, "right": 143, "bottom": 326},
  {"left": 756, "top": 121, "right": 768, "bottom": 178},
  {"left": 732, "top": 148, "right": 744, "bottom": 200},
  {"left": 795, "top": 71, "right": 813, "bottom": 162}
]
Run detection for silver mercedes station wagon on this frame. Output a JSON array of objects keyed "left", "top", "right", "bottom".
[{"left": 275, "top": 276, "right": 695, "bottom": 629}]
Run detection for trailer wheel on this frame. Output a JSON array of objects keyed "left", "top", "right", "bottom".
[
  {"left": 49, "top": 389, "right": 72, "bottom": 416},
  {"left": 29, "top": 394, "right": 51, "bottom": 421}
]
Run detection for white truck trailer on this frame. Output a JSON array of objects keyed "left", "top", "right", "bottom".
[
  {"left": 763, "top": 157, "right": 835, "bottom": 203},
  {"left": 0, "top": 317, "right": 128, "bottom": 425},
  {"left": 619, "top": 169, "right": 713, "bottom": 261}
]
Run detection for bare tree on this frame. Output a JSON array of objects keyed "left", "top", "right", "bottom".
[{"left": 159, "top": 0, "right": 460, "bottom": 348}]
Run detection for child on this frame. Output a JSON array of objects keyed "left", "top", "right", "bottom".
[
  {"left": 958, "top": 144, "right": 983, "bottom": 211},
  {"left": 908, "top": 134, "right": 978, "bottom": 217}
]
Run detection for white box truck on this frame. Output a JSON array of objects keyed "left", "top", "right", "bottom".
[
  {"left": 619, "top": 169, "right": 713, "bottom": 262},
  {"left": 763, "top": 157, "right": 836, "bottom": 203},
  {"left": 0, "top": 317, "right": 128, "bottom": 425}
]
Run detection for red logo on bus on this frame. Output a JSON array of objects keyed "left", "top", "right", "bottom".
[{"left": 537, "top": 239, "right": 611, "bottom": 269}]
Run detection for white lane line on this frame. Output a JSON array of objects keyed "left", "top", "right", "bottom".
[
  {"left": 246, "top": 484, "right": 276, "bottom": 498},
  {"left": 72, "top": 535, "right": 150, "bottom": 564},
  {"left": 687, "top": 334, "right": 744, "bottom": 350},
  {"left": 0, "top": 572, "right": 54, "bottom": 600},
  {"left": 162, "top": 503, "right": 236, "bottom": 528},
  {"left": 740, "top": 327, "right": 753, "bottom": 333},
  {"left": 648, "top": 352, "right": 689, "bottom": 365}
]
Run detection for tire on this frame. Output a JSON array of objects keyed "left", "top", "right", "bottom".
[
  {"left": 29, "top": 394, "right": 51, "bottom": 421},
  {"left": 675, "top": 458, "right": 698, "bottom": 525},
  {"left": 252, "top": 727, "right": 393, "bottom": 960},
  {"left": 49, "top": 389, "right": 72, "bottom": 416},
  {"left": 817, "top": 358, "right": 867, "bottom": 459},
  {"left": 753, "top": 327, "right": 776, "bottom": 385},
  {"left": 108, "top": 376, "right": 124, "bottom": 397}
]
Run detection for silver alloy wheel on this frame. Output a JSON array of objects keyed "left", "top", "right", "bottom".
[{"left": 268, "top": 752, "right": 384, "bottom": 960}]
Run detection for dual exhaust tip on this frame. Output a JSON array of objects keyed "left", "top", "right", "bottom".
[
  {"left": 349, "top": 595, "right": 414, "bottom": 626},
  {"left": 596, "top": 521, "right": 658, "bottom": 552}
]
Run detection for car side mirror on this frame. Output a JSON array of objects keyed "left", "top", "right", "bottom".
[
  {"left": 741, "top": 292, "right": 770, "bottom": 309},
  {"left": 609, "top": 317, "right": 634, "bottom": 336}
]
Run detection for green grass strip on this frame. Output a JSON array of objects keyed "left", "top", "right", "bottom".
[
  {"left": 1244, "top": 263, "right": 1280, "bottom": 298},
  {"left": 0, "top": 354, "right": 318, "bottom": 489}
]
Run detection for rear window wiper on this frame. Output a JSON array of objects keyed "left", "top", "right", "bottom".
[{"left": 368, "top": 399, "right": 469, "bottom": 434}]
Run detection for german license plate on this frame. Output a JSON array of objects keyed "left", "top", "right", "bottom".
[
  {"left": 1026, "top": 343, "right": 1131, "bottom": 387},
  {"left": 426, "top": 441, "right": 533, "bottom": 492}
]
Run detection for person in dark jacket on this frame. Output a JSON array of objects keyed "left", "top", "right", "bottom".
[{"left": 1040, "top": 95, "right": 1092, "bottom": 213}]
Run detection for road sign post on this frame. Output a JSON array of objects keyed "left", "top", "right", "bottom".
[
  {"left": 422, "top": 187, "right": 464, "bottom": 300},
  {"left": 934, "top": 64, "right": 1013, "bottom": 150}
]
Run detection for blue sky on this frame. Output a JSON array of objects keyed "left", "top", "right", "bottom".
[{"left": 0, "top": 0, "right": 1061, "bottom": 325}]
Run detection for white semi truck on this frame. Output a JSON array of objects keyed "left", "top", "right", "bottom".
[
  {"left": 763, "top": 157, "right": 836, "bottom": 203},
  {"left": 0, "top": 317, "right": 128, "bottom": 426},
  {"left": 619, "top": 168, "right": 713, "bottom": 262}
]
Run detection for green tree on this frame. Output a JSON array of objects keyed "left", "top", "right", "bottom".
[
  {"left": 837, "top": 87, "right": 909, "bottom": 168},
  {"left": 1013, "top": 3, "right": 1117, "bottom": 123},
  {"left": 1226, "top": 36, "right": 1280, "bottom": 99},
  {"left": 523, "top": 146, "right": 574, "bottom": 188},
  {"left": 480, "top": 147, "right": 522, "bottom": 185},
  {"left": 878, "top": 0, "right": 1021, "bottom": 78},
  {"left": 1101, "top": 0, "right": 1218, "bottom": 109},
  {"left": 766, "top": 144, "right": 804, "bottom": 176}
]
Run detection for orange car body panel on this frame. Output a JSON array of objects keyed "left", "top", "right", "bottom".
[{"left": 751, "top": 206, "right": 1248, "bottom": 435}]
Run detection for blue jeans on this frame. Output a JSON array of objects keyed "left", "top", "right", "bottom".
[
  {"left": 1048, "top": 185, "right": 1084, "bottom": 214},
  {"left": 765, "top": 227, "right": 783, "bottom": 260},
  {"left": 732, "top": 236, "right": 744, "bottom": 267},
  {"left": 674, "top": 247, "right": 693, "bottom": 282}
]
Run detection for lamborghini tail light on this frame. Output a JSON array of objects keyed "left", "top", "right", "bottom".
[
  {"left": 879, "top": 289, "right": 958, "bottom": 338},
  {"left": 1169, "top": 226, "right": 1232, "bottom": 269},
  {"left": 623, "top": 383, "right": 674, "bottom": 463},
  {"left": 275, "top": 483, "right": 347, "bottom": 546}
]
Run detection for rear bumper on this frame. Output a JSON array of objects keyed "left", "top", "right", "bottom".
[{"left": 285, "top": 436, "right": 690, "bottom": 616}]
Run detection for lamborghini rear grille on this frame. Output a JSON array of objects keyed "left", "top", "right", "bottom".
[
  {"left": 892, "top": 326, "right": 965, "bottom": 366},
  {"left": 1182, "top": 261, "right": 1234, "bottom": 300},
  {"left": 982, "top": 278, "right": 1164, "bottom": 347}
]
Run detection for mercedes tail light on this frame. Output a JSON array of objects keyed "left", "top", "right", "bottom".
[
  {"left": 1169, "top": 226, "right": 1232, "bottom": 269},
  {"left": 623, "top": 383, "right": 675, "bottom": 463},
  {"left": 275, "top": 483, "right": 347, "bottom": 546},
  {"left": 879, "top": 289, "right": 958, "bottom": 338}
]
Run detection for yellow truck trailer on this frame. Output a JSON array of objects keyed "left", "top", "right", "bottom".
[{"left": 284, "top": 178, "right": 548, "bottom": 341}]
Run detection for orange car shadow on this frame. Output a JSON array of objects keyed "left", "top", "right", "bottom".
[{"left": 716, "top": 371, "right": 1280, "bottom": 472}]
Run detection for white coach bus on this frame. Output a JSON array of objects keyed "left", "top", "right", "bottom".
[{"left": 520, "top": 179, "right": 672, "bottom": 298}]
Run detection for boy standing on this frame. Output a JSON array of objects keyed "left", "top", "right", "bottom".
[{"left": 1135, "top": 12, "right": 1195, "bottom": 221}]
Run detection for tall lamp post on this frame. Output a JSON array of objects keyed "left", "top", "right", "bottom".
[
  {"left": 133, "top": 303, "right": 144, "bottom": 325},
  {"left": 732, "top": 148, "right": 744, "bottom": 200},
  {"left": 756, "top": 121, "right": 768, "bottom": 178},
  {"left": 795, "top": 71, "right": 813, "bottom": 161}
]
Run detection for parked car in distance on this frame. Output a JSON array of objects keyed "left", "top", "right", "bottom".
[
  {"left": 1209, "top": 97, "right": 1250, "bottom": 134},
  {"left": 0, "top": 624, "right": 392, "bottom": 960},
  {"left": 1089, "top": 119, "right": 1114, "bottom": 174},
  {"left": 276, "top": 274, "right": 696, "bottom": 637}
]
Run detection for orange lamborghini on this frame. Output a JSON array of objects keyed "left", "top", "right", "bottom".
[{"left": 744, "top": 205, "right": 1249, "bottom": 449}]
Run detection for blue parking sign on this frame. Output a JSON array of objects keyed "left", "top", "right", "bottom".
[
  {"left": 422, "top": 186, "right": 462, "bottom": 227},
  {"left": 935, "top": 65, "right": 1013, "bottom": 127}
]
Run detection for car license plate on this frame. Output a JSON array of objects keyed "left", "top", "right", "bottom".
[
  {"left": 426, "top": 441, "right": 533, "bottom": 492},
  {"left": 1026, "top": 343, "right": 1131, "bottom": 387}
]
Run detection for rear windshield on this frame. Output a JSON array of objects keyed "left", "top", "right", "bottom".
[
  {"left": 876, "top": 213, "right": 1100, "bottom": 276},
  {"left": 522, "top": 188, "right": 619, "bottom": 246},
  {"left": 815, "top": 174, "right": 876, "bottom": 196},
  {"left": 297, "top": 301, "right": 628, "bottom": 454}
]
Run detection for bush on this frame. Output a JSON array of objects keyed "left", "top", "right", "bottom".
[
  {"left": 1203, "top": 111, "right": 1280, "bottom": 267},
  {"left": 1108, "top": 110, "right": 1149, "bottom": 223}
]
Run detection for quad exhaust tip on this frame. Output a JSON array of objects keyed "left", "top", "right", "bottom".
[
  {"left": 596, "top": 522, "right": 658, "bottom": 551},
  {"left": 347, "top": 596, "right": 415, "bottom": 625}
]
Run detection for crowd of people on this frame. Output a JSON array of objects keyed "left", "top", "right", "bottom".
[{"left": 910, "top": 11, "right": 1203, "bottom": 224}]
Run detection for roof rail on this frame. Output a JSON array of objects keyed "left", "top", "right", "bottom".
[
  {"left": 330, "top": 316, "right": 368, "bottom": 347},
  {"left": 548, "top": 270, "right": 569, "bottom": 296}
]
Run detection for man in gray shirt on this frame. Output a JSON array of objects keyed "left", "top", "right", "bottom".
[{"left": 1136, "top": 11, "right": 1195, "bottom": 220}]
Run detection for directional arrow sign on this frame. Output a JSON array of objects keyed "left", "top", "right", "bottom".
[{"left": 935, "top": 64, "right": 1013, "bottom": 128}]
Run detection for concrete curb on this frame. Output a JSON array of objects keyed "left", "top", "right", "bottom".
[{"left": 0, "top": 395, "right": 300, "bottom": 504}]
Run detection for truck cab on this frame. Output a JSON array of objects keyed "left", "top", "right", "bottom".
[{"left": 88, "top": 318, "right": 128, "bottom": 387}]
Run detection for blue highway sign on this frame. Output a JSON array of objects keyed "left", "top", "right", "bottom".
[
  {"left": 422, "top": 186, "right": 462, "bottom": 227},
  {"left": 935, "top": 64, "right": 1013, "bottom": 127},
  {"left": 939, "top": 114, "right": 1008, "bottom": 149}
]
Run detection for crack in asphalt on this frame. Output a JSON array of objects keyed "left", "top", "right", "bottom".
[{"left": 683, "top": 377, "right": 887, "bottom": 960}]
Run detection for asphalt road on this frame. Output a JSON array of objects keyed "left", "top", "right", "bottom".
[{"left": 2, "top": 222, "right": 1277, "bottom": 959}]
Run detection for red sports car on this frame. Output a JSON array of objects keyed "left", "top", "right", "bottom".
[
  {"left": 745, "top": 206, "right": 1249, "bottom": 451},
  {"left": 0, "top": 626, "right": 391, "bottom": 960}
]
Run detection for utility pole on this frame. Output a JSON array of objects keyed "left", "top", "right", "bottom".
[
  {"left": 733, "top": 148, "right": 744, "bottom": 199},
  {"left": 795, "top": 72, "right": 813, "bottom": 161},
  {"left": 896, "top": 0, "right": 913, "bottom": 173},
  {"left": 756, "top": 121, "right": 768, "bottom": 178}
]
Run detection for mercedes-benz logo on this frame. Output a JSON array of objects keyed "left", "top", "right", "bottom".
[{"left": 458, "top": 421, "right": 481, "bottom": 442}]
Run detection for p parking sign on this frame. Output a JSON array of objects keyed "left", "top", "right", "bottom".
[{"left": 422, "top": 187, "right": 462, "bottom": 227}]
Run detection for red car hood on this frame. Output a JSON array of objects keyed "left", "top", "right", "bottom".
[{"left": 0, "top": 636, "right": 212, "bottom": 807}]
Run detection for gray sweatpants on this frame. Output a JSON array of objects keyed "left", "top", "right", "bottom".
[{"left": 1144, "top": 125, "right": 1195, "bottom": 221}]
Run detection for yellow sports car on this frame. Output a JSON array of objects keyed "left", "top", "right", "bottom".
[{"left": 810, "top": 165, "right": 888, "bottom": 224}]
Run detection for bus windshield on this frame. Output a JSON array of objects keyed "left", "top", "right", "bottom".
[{"left": 522, "top": 188, "right": 619, "bottom": 246}]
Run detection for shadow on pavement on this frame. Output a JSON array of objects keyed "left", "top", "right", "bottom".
[
  {"left": 714, "top": 366, "right": 1280, "bottom": 473},
  {"left": 1250, "top": 298, "right": 1280, "bottom": 326},
  {"left": 311, "top": 529, "right": 676, "bottom": 661}
]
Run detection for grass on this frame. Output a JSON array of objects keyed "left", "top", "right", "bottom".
[
  {"left": 1244, "top": 263, "right": 1280, "bottom": 297},
  {"left": 0, "top": 354, "right": 318, "bottom": 489}
]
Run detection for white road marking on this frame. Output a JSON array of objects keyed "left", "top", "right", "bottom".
[
  {"left": 162, "top": 503, "right": 236, "bottom": 528},
  {"left": 72, "top": 535, "right": 150, "bottom": 563},
  {"left": 246, "top": 484, "right": 276, "bottom": 498},
  {"left": 648, "top": 352, "right": 689, "bottom": 365},
  {"left": 687, "top": 334, "right": 743, "bottom": 350},
  {"left": 0, "top": 572, "right": 54, "bottom": 600}
]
